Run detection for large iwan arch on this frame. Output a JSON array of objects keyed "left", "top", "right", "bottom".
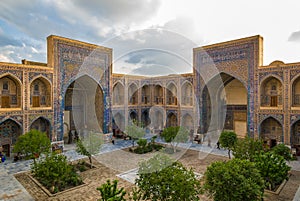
[
  {"left": 64, "top": 75, "right": 104, "bottom": 133},
  {"left": 202, "top": 72, "right": 248, "bottom": 138}
]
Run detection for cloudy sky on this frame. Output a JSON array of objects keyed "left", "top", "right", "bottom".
[{"left": 0, "top": 0, "right": 300, "bottom": 76}]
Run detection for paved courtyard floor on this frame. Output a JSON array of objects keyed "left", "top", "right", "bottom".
[{"left": 1, "top": 136, "right": 300, "bottom": 201}]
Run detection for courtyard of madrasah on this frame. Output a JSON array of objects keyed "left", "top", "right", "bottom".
[{"left": 1, "top": 34, "right": 300, "bottom": 157}]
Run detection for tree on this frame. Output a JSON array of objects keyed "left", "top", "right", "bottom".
[
  {"left": 32, "top": 152, "right": 82, "bottom": 193},
  {"left": 136, "top": 138, "right": 147, "bottom": 148},
  {"left": 204, "top": 158, "right": 265, "bottom": 201},
  {"left": 125, "top": 123, "right": 145, "bottom": 147},
  {"left": 97, "top": 180, "right": 126, "bottom": 201},
  {"left": 136, "top": 154, "right": 201, "bottom": 201},
  {"left": 232, "top": 137, "right": 264, "bottom": 162},
  {"left": 253, "top": 151, "right": 291, "bottom": 190},
  {"left": 160, "top": 126, "right": 189, "bottom": 153},
  {"left": 13, "top": 129, "right": 51, "bottom": 164},
  {"left": 271, "top": 143, "right": 293, "bottom": 161},
  {"left": 128, "top": 187, "right": 143, "bottom": 201},
  {"left": 219, "top": 130, "right": 237, "bottom": 158},
  {"left": 76, "top": 131, "right": 103, "bottom": 168}
]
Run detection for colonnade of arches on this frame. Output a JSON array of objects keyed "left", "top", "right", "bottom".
[
  {"left": 112, "top": 81, "right": 194, "bottom": 107},
  {"left": 0, "top": 74, "right": 52, "bottom": 109},
  {"left": 112, "top": 110, "right": 194, "bottom": 134},
  {"left": 259, "top": 75, "right": 300, "bottom": 108},
  {"left": 201, "top": 73, "right": 300, "bottom": 147},
  {"left": 0, "top": 117, "right": 51, "bottom": 157}
]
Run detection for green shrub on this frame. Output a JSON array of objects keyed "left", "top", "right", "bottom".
[
  {"left": 219, "top": 131, "right": 237, "bottom": 159},
  {"left": 74, "top": 160, "right": 88, "bottom": 172},
  {"left": 151, "top": 135, "right": 157, "bottom": 144},
  {"left": 76, "top": 132, "right": 103, "bottom": 168},
  {"left": 97, "top": 180, "right": 126, "bottom": 201},
  {"left": 232, "top": 137, "right": 264, "bottom": 162},
  {"left": 151, "top": 143, "right": 163, "bottom": 151},
  {"left": 134, "top": 143, "right": 163, "bottom": 154},
  {"left": 136, "top": 154, "right": 201, "bottom": 201},
  {"left": 271, "top": 144, "right": 293, "bottom": 161},
  {"left": 253, "top": 151, "right": 291, "bottom": 190},
  {"left": 137, "top": 138, "right": 147, "bottom": 148},
  {"left": 161, "top": 126, "right": 189, "bottom": 153},
  {"left": 204, "top": 158, "right": 264, "bottom": 201},
  {"left": 125, "top": 124, "right": 145, "bottom": 147},
  {"left": 32, "top": 153, "right": 82, "bottom": 193},
  {"left": 13, "top": 129, "right": 51, "bottom": 164}
]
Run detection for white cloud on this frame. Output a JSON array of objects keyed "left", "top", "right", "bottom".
[{"left": 1, "top": 0, "right": 300, "bottom": 70}]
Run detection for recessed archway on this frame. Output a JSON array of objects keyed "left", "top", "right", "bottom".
[
  {"left": 149, "top": 107, "right": 164, "bottom": 131},
  {"left": 202, "top": 73, "right": 247, "bottom": 138},
  {"left": 0, "top": 75, "right": 21, "bottom": 108},
  {"left": 129, "top": 111, "right": 138, "bottom": 123},
  {"left": 292, "top": 76, "right": 300, "bottom": 107},
  {"left": 154, "top": 85, "right": 163, "bottom": 105},
  {"left": 166, "top": 83, "right": 177, "bottom": 105},
  {"left": 30, "top": 77, "right": 51, "bottom": 108},
  {"left": 0, "top": 119, "right": 22, "bottom": 156},
  {"left": 30, "top": 117, "right": 51, "bottom": 139},
  {"left": 64, "top": 75, "right": 104, "bottom": 133},
  {"left": 181, "top": 113, "right": 193, "bottom": 130},
  {"left": 260, "top": 76, "right": 283, "bottom": 107},
  {"left": 260, "top": 117, "right": 283, "bottom": 147},
  {"left": 128, "top": 83, "right": 138, "bottom": 105},
  {"left": 291, "top": 119, "right": 300, "bottom": 155},
  {"left": 141, "top": 109, "right": 151, "bottom": 127},
  {"left": 166, "top": 112, "right": 177, "bottom": 127},
  {"left": 141, "top": 85, "right": 150, "bottom": 105},
  {"left": 291, "top": 120, "right": 300, "bottom": 146},
  {"left": 113, "top": 82, "right": 124, "bottom": 105},
  {"left": 112, "top": 112, "right": 125, "bottom": 137},
  {"left": 181, "top": 82, "right": 193, "bottom": 106}
]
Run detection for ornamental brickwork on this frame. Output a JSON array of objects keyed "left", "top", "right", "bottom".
[{"left": 1, "top": 34, "right": 300, "bottom": 157}]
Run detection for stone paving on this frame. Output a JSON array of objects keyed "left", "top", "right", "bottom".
[{"left": 0, "top": 135, "right": 300, "bottom": 200}]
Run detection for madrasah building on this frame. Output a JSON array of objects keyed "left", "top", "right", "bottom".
[{"left": 1, "top": 34, "right": 300, "bottom": 156}]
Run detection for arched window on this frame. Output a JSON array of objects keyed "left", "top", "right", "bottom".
[
  {"left": 181, "top": 82, "right": 193, "bottom": 106},
  {"left": 30, "top": 77, "right": 51, "bottom": 108},
  {"left": 166, "top": 83, "right": 177, "bottom": 105},
  {"left": 128, "top": 83, "right": 138, "bottom": 105},
  {"left": 3, "top": 82, "right": 8, "bottom": 90},
  {"left": 113, "top": 82, "right": 124, "bottom": 105},
  {"left": 141, "top": 85, "right": 150, "bottom": 105},
  {"left": 260, "top": 77, "right": 282, "bottom": 107},
  {"left": 154, "top": 85, "right": 163, "bottom": 104},
  {"left": 0, "top": 75, "right": 21, "bottom": 108},
  {"left": 292, "top": 76, "right": 300, "bottom": 106}
]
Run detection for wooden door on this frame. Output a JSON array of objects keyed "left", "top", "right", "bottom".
[
  {"left": 32, "top": 96, "right": 40, "bottom": 107},
  {"left": 1, "top": 96, "right": 10, "bottom": 108},
  {"left": 271, "top": 96, "right": 278, "bottom": 107}
]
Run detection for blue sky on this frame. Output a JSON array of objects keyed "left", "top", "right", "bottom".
[{"left": 0, "top": 0, "right": 300, "bottom": 76}]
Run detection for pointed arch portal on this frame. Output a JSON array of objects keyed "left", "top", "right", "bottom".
[
  {"left": 30, "top": 117, "right": 51, "bottom": 138},
  {"left": 202, "top": 73, "right": 248, "bottom": 138},
  {"left": 0, "top": 119, "right": 22, "bottom": 157},
  {"left": 64, "top": 75, "right": 104, "bottom": 134},
  {"left": 260, "top": 117, "right": 283, "bottom": 148}
]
